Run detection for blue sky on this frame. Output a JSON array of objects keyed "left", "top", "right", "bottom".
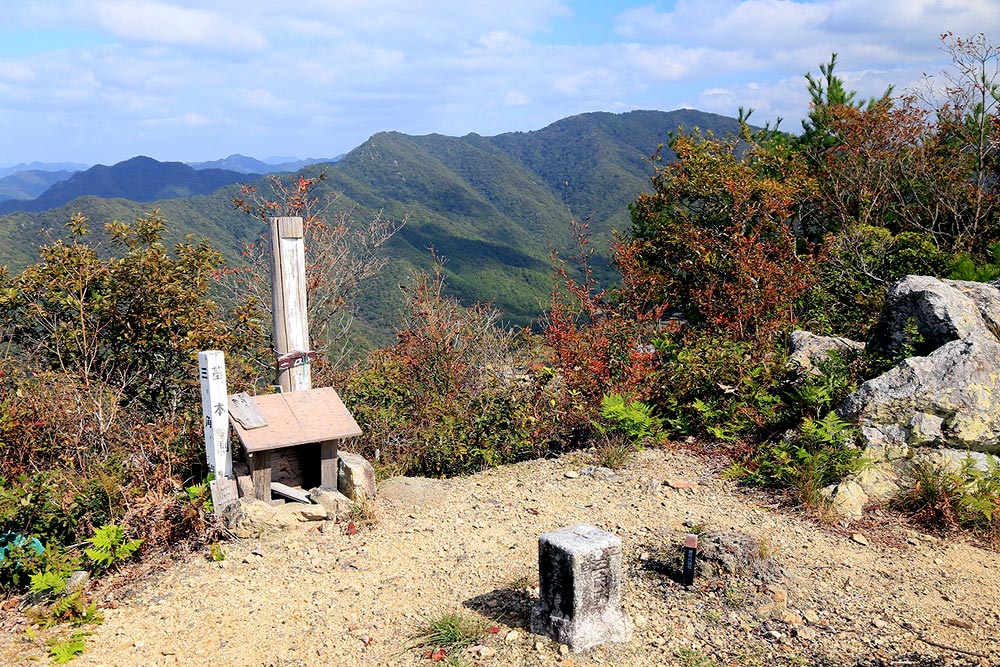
[{"left": 1, "top": 0, "right": 998, "bottom": 166}]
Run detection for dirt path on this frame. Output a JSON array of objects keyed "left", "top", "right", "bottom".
[{"left": 3, "top": 448, "right": 997, "bottom": 666}]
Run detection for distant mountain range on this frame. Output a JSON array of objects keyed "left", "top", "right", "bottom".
[
  {"left": 186, "top": 154, "right": 341, "bottom": 174},
  {"left": 0, "top": 157, "right": 255, "bottom": 214},
  {"left": 0, "top": 154, "right": 342, "bottom": 209},
  {"left": 0, "top": 109, "right": 747, "bottom": 341},
  {"left": 0, "top": 170, "right": 79, "bottom": 202},
  {"left": 0, "top": 161, "right": 89, "bottom": 180}
]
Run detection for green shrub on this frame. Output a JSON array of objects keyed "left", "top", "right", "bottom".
[
  {"left": 730, "top": 412, "right": 865, "bottom": 506},
  {"left": 595, "top": 394, "right": 663, "bottom": 445},
  {"left": 949, "top": 241, "right": 1000, "bottom": 282},
  {"left": 343, "top": 263, "right": 577, "bottom": 477},
  {"left": 84, "top": 524, "right": 142, "bottom": 571},
  {"left": 896, "top": 455, "right": 1000, "bottom": 534},
  {"left": 652, "top": 332, "right": 791, "bottom": 442}
]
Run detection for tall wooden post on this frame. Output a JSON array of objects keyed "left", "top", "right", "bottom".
[{"left": 269, "top": 216, "right": 311, "bottom": 392}]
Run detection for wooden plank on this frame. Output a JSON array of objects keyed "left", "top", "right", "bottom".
[
  {"left": 271, "top": 481, "right": 311, "bottom": 504},
  {"left": 249, "top": 451, "right": 271, "bottom": 501},
  {"left": 228, "top": 392, "right": 268, "bottom": 429},
  {"left": 231, "top": 387, "right": 362, "bottom": 453},
  {"left": 269, "top": 216, "right": 311, "bottom": 392},
  {"left": 320, "top": 440, "right": 339, "bottom": 489},
  {"left": 210, "top": 477, "right": 239, "bottom": 515},
  {"left": 198, "top": 350, "right": 232, "bottom": 479}
]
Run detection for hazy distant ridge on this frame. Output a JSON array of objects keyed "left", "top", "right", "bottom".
[
  {"left": 0, "top": 157, "right": 250, "bottom": 214},
  {"left": 186, "top": 154, "right": 342, "bottom": 174}
]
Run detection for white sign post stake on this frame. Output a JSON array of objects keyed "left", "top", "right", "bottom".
[{"left": 198, "top": 350, "right": 232, "bottom": 479}]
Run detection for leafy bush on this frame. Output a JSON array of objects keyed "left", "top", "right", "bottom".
[
  {"left": 730, "top": 411, "right": 865, "bottom": 506},
  {"left": 949, "top": 241, "right": 1000, "bottom": 282},
  {"left": 652, "top": 332, "right": 791, "bottom": 442},
  {"left": 543, "top": 218, "right": 666, "bottom": 410},
  {"left": 627, "top": 127, "right": 815, "bottom": 344},
  {"left": 343, "top": 262, "right": 575, "bottom": 477},
  {"left": 896, "top": 455, "right": 1000, "bottom": 534},
  {"left": 84, "top": 524, "right": 142, "bottom": 571},
  {"left": 0, "top": 213, "right": 243, "bottom": 597},
  {"left": 595, "top": 394, "right": 662, "bottom": 446},
  {"left": 800, "top": 225, "right": 952, "bottom": 339}
]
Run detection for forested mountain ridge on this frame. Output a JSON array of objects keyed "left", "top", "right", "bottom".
[
  {"left": 0, "top": 157, "right": 249, "bottom": 215},
  {"left": 0, "top": 109, "right": 746, "bottom": 337}
]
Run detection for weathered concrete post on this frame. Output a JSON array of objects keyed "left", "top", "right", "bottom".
[{"left": 531, "top": 524, "right": 632, "bottom": 652}]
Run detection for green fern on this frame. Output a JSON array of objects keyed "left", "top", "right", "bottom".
[
  {"left": 84, "top": 525, "right": 142, "bottom": 571},
  {"left": 596, "top": 394, "right": 663, "bottom": 445},
  {"left": 48, "top": 632, "right": 87, "bottom": 664},
  {"left": 30, "top": 569, "right": 67, "bottom": 598}
]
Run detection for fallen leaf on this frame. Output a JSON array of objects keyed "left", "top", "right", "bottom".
[
  {"left": 431, "top": 647, "right": 448, "bottom": 661},
  {"left": 486, "top": 626, "right": 501, "bottom": 634},
  {"left": 345, "top": 520, "right": 358, "bottom": 536}
]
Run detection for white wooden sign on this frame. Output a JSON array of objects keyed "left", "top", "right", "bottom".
[{"left": 198, "top": 350, "right": 232, "bottom": 479}]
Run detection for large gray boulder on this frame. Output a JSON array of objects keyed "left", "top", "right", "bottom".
[
  {"left": 838, "top": 276, "right": 1000, "bottom": 459},
  {"left": 868, "top": 275, "right": 994, "bottom": 357},
  {"left": 841, "top": 337, "right": 1000, "bottom": 455}
]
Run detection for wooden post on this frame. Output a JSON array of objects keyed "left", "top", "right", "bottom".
[
  {"left": 320, "top": 440, "right": 340, "bottom": 489},
  {"left": 249, "top": 451, "right": 272, "bottom": 501},
  {"left": 198, "top": 350, "right": 233, "bottom": 479},
  {"left": 269, "top": 216, "right": 311, "bottom": 392}
]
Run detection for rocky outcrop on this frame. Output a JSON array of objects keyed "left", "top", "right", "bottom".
[
  {"left": 815, "top": 276, "right": 1000, "bottom": 517},
  {"left": 840, "top": 337, "right": 1000, "bottom": 456},
  {"left": 787, "top": 330, "right": 865, "bottom": 374},
  {"left": 840, "top": 276, "right": 1000, "bottom": 458},
  {"left": 867, "top": 275, "right": 995, "bottom": 357}
]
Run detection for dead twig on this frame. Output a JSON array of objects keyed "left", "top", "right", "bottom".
[{"left": 917, "top": 633, "right": 989, "bottom": 659}]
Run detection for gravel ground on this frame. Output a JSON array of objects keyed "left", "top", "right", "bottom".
[{"left": 2, "top": 447, "right": 997, "bottom": 667}]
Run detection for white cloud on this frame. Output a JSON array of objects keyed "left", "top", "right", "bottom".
[
  {"left": 3, "top": 1, "right": 1000, "bottom": 164},
  {"left": 90, "top": 1, "right": 267, "bottom": 50}
]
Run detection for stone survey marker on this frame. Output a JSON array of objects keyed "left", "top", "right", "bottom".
[{"left": 531, "top": 524, "right": 632, "bottom": 652}]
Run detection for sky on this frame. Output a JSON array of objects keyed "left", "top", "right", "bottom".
[{"left": 1, "top": 0, "right": 999, "bottom": 167}]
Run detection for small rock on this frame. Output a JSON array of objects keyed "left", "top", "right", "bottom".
[
  {"left": 803, "top": 609, "right": 820, "bottom": 624},
  {"left": 772, "top": 609, "right": 803, "bottom": 626},
  {"left": 851, "top": 533, "right": 869, "bottom": 546},
  {"left": 634, "top": 614, "right": 648, "bottom": 629},
  {"left": 64, "top": 570, "right": 90, "bottom": 595},
  {"left": 534, "top": 641, "right": 545, "bottom": 651},
  {"left": 338, "top": 451, "right": 377, "bottom": 501},
  {"left": 796, "top": 625, "right": 817, "bottom": 640},
  {"left": 564, "top": 471, "right": 579, "bottom": 479},
  {"left": 559, "top": 643, "right": 571, "bottom": 655},
  {"left": 666, "top": 479, "right": 696, "bottom": 490},
  {"left": 282, "top": 503, "right": 328, "bottom": 522},
  {"left": 504, "top": 630, "right": 520, "bottom": 643}
]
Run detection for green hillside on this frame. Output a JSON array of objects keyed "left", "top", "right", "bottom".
[{"left": 0, "top": 109, "right": 746, "bottom": 342}]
